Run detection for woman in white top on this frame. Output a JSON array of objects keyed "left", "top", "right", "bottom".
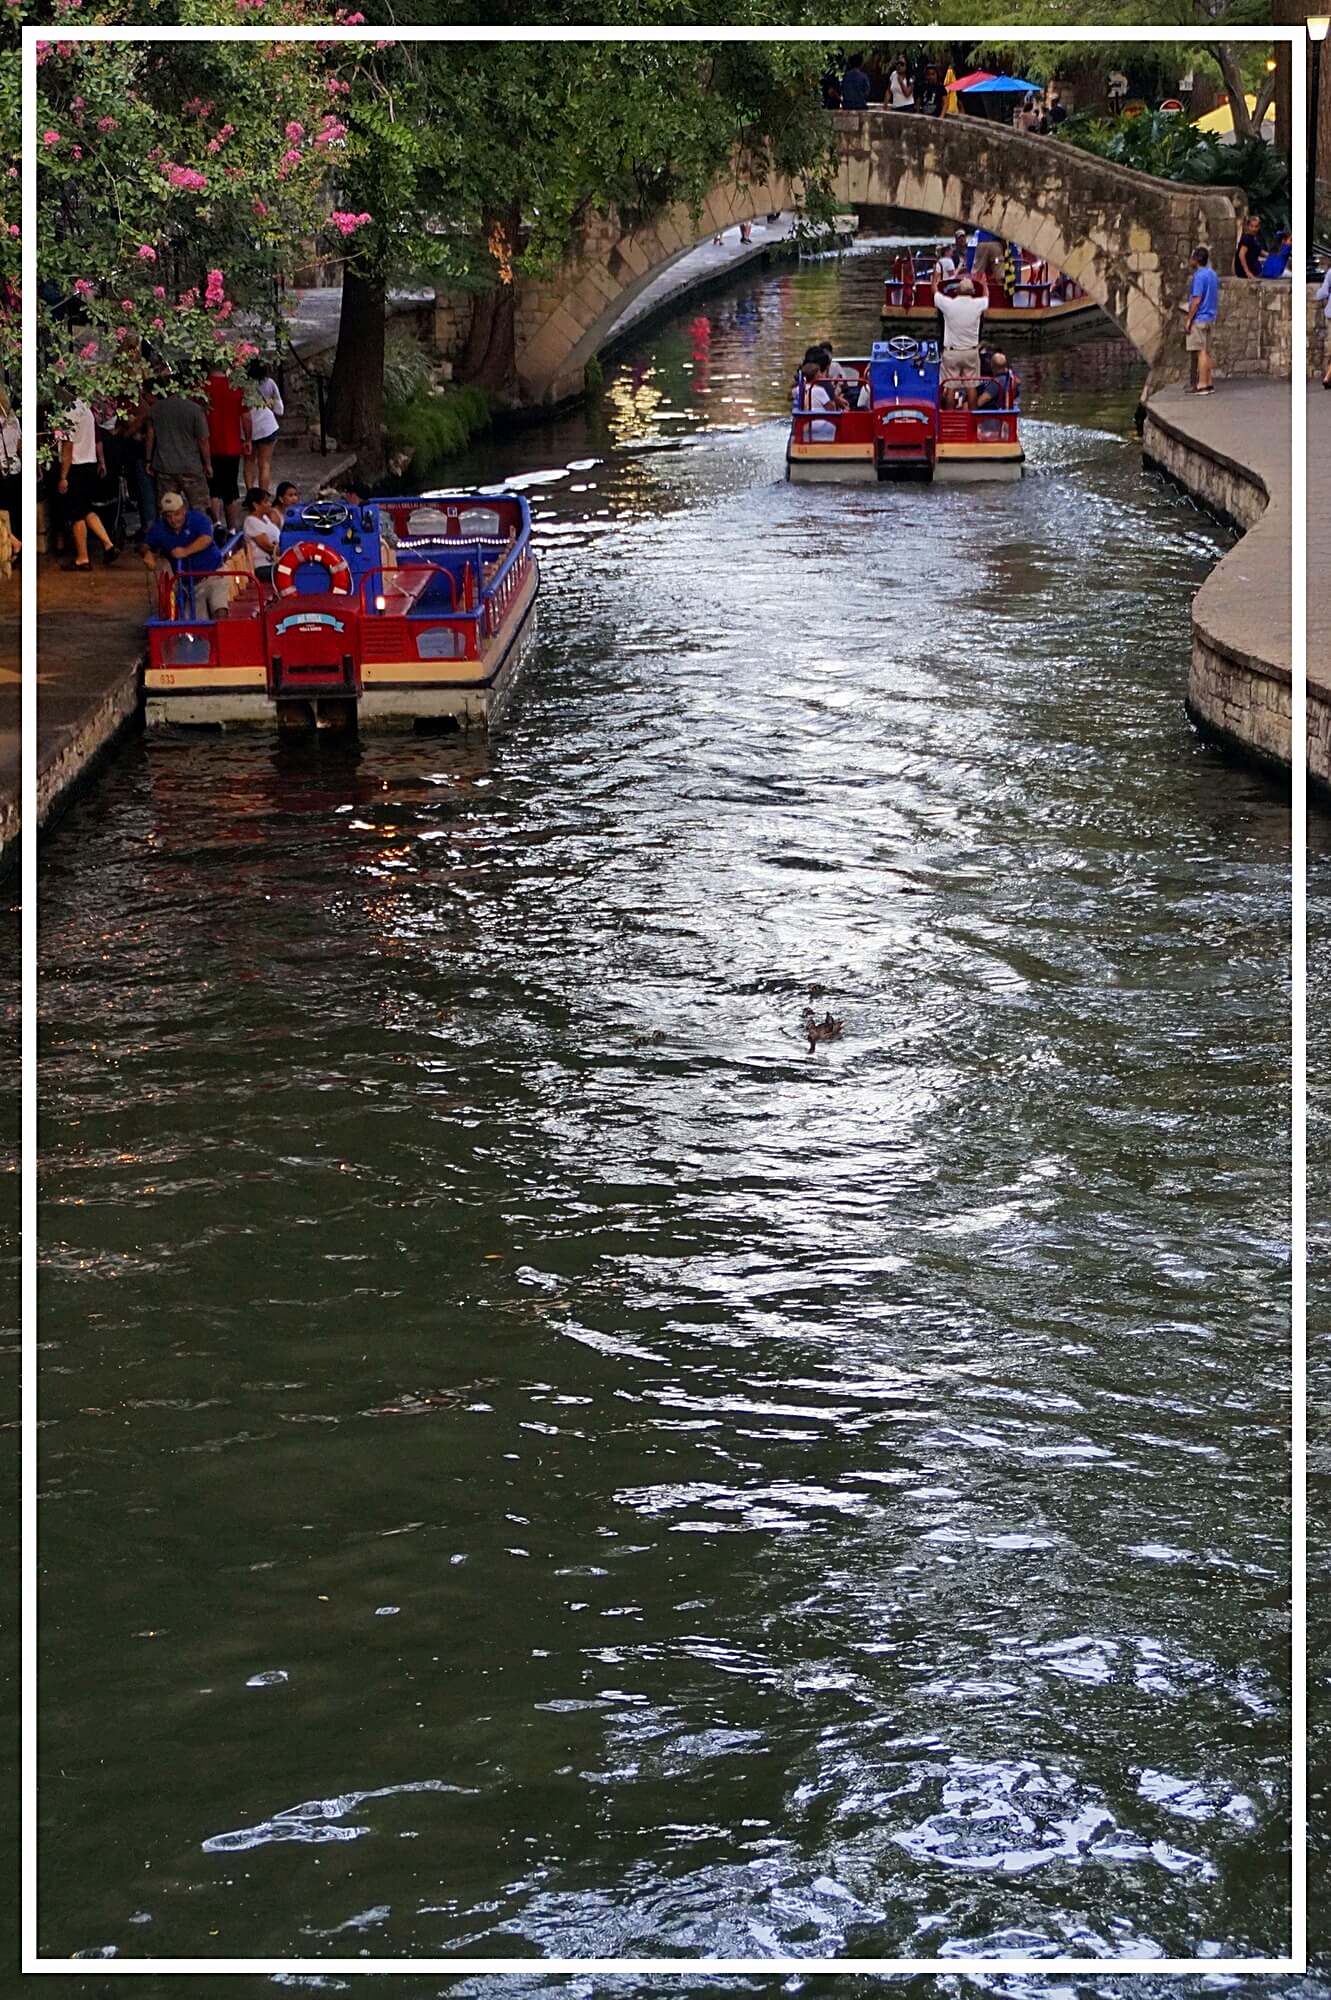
[
  {"left": 243, "top": 358, "right": 284, "bottom": 494},
  {"left": 888, "top": 61, "right": 915, "bottom": 111},
  {"left": 0, "top": 391, "right": 19, "bottom": 565},
  {"left": 241, "top": 485, "right": 282, "bottom": 581}
]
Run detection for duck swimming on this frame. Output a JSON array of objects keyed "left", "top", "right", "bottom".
[{"left": 801, "top": 1008, "right": 843, "bottom": 1051}]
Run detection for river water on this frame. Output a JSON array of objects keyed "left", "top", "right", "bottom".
[{"left": 37, "top": 246, "right": 1294, "bottom": 1974}]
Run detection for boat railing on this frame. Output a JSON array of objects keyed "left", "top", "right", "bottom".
[{"left": 361, "top": 563, "right": 462, "bottom": 615}]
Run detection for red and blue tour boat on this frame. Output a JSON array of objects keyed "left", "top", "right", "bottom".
[
  {"left": 145, "top": 492, "right": 539, "bottom": 730},
  {"left": 788, "top": 338, "right": 1023, "bottom": 485},
  {"left": 882, "top": 246, "right": 1097, "bottom": 333}
]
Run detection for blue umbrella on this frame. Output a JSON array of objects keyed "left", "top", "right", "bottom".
[{"left": 958, "top": 73, "right": 1040, "bottom": 93}]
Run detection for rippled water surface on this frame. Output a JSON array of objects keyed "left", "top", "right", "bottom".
[{"left": 38, "top": 247, "right": 1292, "bottom": 1965}]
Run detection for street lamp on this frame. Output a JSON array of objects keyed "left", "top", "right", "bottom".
[{"left": 1311, "top": 15, "right": 1330, "bottom": 276}]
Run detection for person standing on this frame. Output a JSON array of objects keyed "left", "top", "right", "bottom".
[
  {"left": 146, "top": 380, "right": 212, "bottom": 511},
  {"left": 839, "top": 53, "right": 870, "bottom": 112},
  {"left": 933, "top": 276, "right": 987, "bottom": 409},
  {"left": 0, "top": 392, "right": 20, "bottom": 566},
  {"left": 205, "top": 366, "right": 250, "bottom": 533},
  {"left": 888, "top": 59, "right": 915, "bottom": 111},
  {"left": 56, "top": 397, "right": 118, "bottom": 571},
  {"left": 1185, "top": 245, "right": 1219, "bottom": 394},
  {"left": 243, "top": 357, "right": 284, "bottom": 495}
]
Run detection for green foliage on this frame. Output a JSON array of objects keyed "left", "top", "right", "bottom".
[
  {"left": 384, "top": 380, "right": 490, "bottom": 474},
  {"left": 1060, "top": 108, "right": 1291, "bottom": 230},
  {"left": 382, "top": 325, "right": 432, "bottom": 404}
]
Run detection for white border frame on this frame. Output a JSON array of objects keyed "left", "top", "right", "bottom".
[{"left": 21, "top": 20, "right": 1307, "bottom": 1979}]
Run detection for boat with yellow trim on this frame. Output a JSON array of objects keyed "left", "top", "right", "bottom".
[
  {"left": 144, "top": 493, "right": 538, "bottom": 730},
  {"left": 787, "top": 338, "right": 1023, "bottom": 485}
]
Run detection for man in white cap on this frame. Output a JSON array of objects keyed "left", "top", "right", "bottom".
[
  {"left": 933, "top": 275, "right": 987, "bottom": 409},
  {"left": 142, "top": 490, "right": 231, "bottom": 617}
]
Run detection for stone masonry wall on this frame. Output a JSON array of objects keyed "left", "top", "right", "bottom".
[
  {"left": 1200, "top": 277, "right": 1291, "bottom": 382},
  {"left": 1309, "top": 283, "right": 1327, "bottom": 378}
]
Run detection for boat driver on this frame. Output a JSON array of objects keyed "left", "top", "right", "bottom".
[
  {"left": 975, "top": 352, "right": 1020, "bottom": 410},
  {"left": 142, "top": 490, "right": 232, "bottom": 617}
]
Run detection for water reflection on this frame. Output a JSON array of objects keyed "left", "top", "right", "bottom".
[{"left": 37, "top": 245, "right": 1290, "bottom": 1965}]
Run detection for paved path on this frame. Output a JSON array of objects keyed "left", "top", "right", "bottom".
[
  {"left": 1147, "top": 379, "right": 1293, "bottom": 696},
  {"left": 0, "top": 572, "right": 18, "bottom": 869},
  {"left": 601, "top": 213, "right": 798, "bottom": 349}
]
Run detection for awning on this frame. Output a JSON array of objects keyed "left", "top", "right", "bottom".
[{"left": 1194, "top": 93, "right": 1273, "bottom": 137}]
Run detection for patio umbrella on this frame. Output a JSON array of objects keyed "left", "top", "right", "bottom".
[
  {"left": 957, "top": 73, "right": 1041, "bottom": 93},
  {"left": 949, "top": 70, "right": 995, "bottom": 91}
]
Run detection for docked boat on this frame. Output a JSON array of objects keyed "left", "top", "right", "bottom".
[
  {"left": 145, "top": 492, "right": 538, "bottom": 729},
  {"left": 787, "top": 337, "right": 1023, "bottom": 485},
  {"left": 882, "top": 248, "right": 1099, "bottom": 335}
]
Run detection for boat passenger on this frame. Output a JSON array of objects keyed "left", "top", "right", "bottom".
[
  {"left": 976, "top": 352, "right": 1020, "bottom": 410},
  {"left": 933, "top": 277, "right": 987, "bottom": 410},
  {"left": 818, "top": 342, "right": 848, "bottom": 382},
  {"left": 796, "top": 359, "right": 845, "bottom": 441},
  {"left": 241, "top": 485, "right": 281, "bottom": 582},
  {"left": 143, "top": 489, "right": 232, "bottom": 617},
  {"left": 273, "top": 480, "right": 300, "bottom": 523}
]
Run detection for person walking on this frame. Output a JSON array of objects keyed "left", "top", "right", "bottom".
[
  {"left": 1185, "top": 245, "right": 1219, "bottom": 394},
  {"left": 56, "top": 397, "right": 119, "bottom": 571},
  {"left": 146, "top": 380, "right": 212, "bottom": 511}
]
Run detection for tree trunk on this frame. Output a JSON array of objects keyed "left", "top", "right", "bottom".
[
  {"left": 1271, "top": 0, "right": 1301, "bottom": 159},
  {"left": 458, "top": 286, "right": 518, "bottom": 396},
  {"left": 327, "top": 259, "right": 387, "bottom": 480},
  {"left": 1214, "top": 43, "right": 1256, "bottom": 139}
]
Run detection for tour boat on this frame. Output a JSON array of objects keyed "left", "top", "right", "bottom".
[
  {"left": 881, "top": 250, "right": 1099, "bottom": 334},
  {"left": 787, "top": 338, "right": 1023, "bottom": 485},
  {"left": 144, "top": 492, "right": 539, "bottom": 729}
]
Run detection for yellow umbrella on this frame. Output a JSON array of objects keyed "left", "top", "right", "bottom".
[
  {"left": 942, "top": 66, "right": 959, "bottom": 115},
  {"left": 1195, "top": 94, "right": 1264, "bottom": 136}
]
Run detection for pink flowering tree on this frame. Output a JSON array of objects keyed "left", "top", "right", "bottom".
[{"left": 34, "top": 35, "right": 366, "bottom": 451}]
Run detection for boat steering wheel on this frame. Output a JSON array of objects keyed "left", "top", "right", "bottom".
[
  {"left": 885, "top": 335, "right": 919, "bottom": 361},
  {"left": 300, "top": 501, "right": 352, "bottom": 531}
]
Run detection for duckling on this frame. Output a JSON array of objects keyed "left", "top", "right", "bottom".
[{"left": 801, "top": 1008, "right": 843, "bottom": 1051}]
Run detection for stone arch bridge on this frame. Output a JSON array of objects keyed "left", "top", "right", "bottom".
[{"left": 507, "top": 110, "right": 1243, "bottom": 405}]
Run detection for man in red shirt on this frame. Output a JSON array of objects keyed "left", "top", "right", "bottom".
[{"left": 205, "top": 367, "right": 251, "bottom": 533}]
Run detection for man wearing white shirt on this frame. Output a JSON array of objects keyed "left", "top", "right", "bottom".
[{"left": 933, "top": 278, "right": 988, "bottom": 408}]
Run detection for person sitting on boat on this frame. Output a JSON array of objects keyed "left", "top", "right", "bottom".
[
  {"left": 795, "top": 359, "right": 846, "bottom": 441},
  {"left": 817, "top": 342, "right": 849, "bottom": 383},
  {"left": 143, "top": 490, "right": 232, "bottom": 617},
  {"left": 975, "top": 353, "right": 1020, "bottom": 410},
  {"left": 933, "top": 277, "right": 987, "bottom": 410},
  {"left": 241, "top": 485, "right": 282, "bottom": 583}
]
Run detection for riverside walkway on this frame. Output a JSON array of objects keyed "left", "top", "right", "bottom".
[{"left": 1141, "top": 378, "right": 1313, "bottom": 792}]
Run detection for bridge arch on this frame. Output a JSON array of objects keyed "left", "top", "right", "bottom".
[{"left": 512, "top": 111, "right": 1243, "bottom": 405}]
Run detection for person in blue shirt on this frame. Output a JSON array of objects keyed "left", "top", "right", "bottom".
[
  {"left": 840, "top": 54, "right": 871, "bottom": 112},
  {"left": 142, "top": 490, "right": 231, "bottom": 616},
  {"left": 1261, "top": 232, "right": 1292, "bottom": 279},
  {"left": 1185, "top": 245, "right": 1219, "bottom": 394}
]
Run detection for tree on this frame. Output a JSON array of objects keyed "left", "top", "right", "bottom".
[{"left": 34, "top": 36, "right": 364, "bottom": 440}]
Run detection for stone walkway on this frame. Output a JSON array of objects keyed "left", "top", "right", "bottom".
[
  {"left": 1147, "top": 378, "right": 1294, "bottom": 699},
  {"left": 601, "top": 213, "right": 797, "bottom": 349}
]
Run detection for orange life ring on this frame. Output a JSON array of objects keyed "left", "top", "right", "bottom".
[{"left": 274, "top": 541, "right": 353, "bottom": 597}]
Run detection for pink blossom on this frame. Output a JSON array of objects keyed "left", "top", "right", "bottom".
[
  {"left": 73, "top": 278, "right": 93, "bottom": 298},
  {"left": 218, "top": 124, "right": 236, "bottom": 142},
  {"left": 252, "top": 200, "right": 269, "bottom": 218},
  {"left": 315, "top": 119, "right": 348, "bottom": 146},
  {"left": 137, "top": 245, "right": 157, "bottom": 261},
  {"left": 7, "top": 225, "right": 17, "bottom": 239},
  {"left": 329, "top": 210, "right": 372, "bottom": 236},
  {"left": 205, "top": 268, "right": 226, "bottom": 307},
  {"left": 41, "top": 131, "right": 61, "bottom": 148},
  {"left": 152, "top": 285, "right": 165, "bottom": 298},
  {"left": 79, "top": 340, "right": 98, "bottom": 359},
  {"left": 151, "top": 318, "right": 164, "bottom": 332},
  {"left": 179, "top": 288, "right": 198, "bottom": 310},
  {"left": 206, "top": 139, "right": 220, "bottom": 154},
  {"left": 280, "top": 147, "right": 302, "bottom": 169},
  {"left": 233, "top": 340, "right": 260, "bottom": 363},
  {"left": 164, "top": 164, "right": 209, "bottom": 193},
  {"left": 285, "top": 121, "right": 304, "bottom": 141},
  {"left": 120, "top": 299, "right": 134, "bottom": 310},
  {"left": 114, "top": 326, "right": 128, "bottom": 342},
  {"left": 71, "top": 147, "right": 82, "bottom": 161},
  {"left": 96, "top": 116, "right": 118, "bottom": 133}
]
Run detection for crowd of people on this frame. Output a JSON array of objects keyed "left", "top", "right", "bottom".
[
  {"left": 826, "top": 52, "right": 1068, "bottom": 132},
  {"left": 49, "top": 357, "right": 287, "bottom": 575}
]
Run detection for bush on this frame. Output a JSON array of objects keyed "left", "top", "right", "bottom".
[
  {"left": 382, "top": 326, "right": 433, "bottom": 405},
  {"left": 1059, "top": 110, "right": 1291, "bottom": 234},
  {"left": 384, "top": 381, "right": 491, "bottom": 475}
]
